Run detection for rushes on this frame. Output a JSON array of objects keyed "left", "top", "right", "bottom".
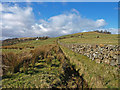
[
  {"left": 2, "top": 52, "right": 21, "bottom": 74},
  {"left": 2, "top": 51, "right": 32, "bottom": 75},
  {"left": 2, "top": 44, "right": 66, "bottom": 76},
  {"left": 22, "top": 53, "right": 32, "bottom": 73},
  {"left": 31, "top": 45, "right": 54, "bottom": 65}
]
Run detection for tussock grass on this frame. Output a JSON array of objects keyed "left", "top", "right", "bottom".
[
  {"left": 2, "top": 32, "right": 119, "bottom": 88},
  {"left": 2, "top": 44, "right": 59, "bottom": 76},
  {"left": 60, "top": 45, "right": 118, "bottom": 88},
  {"left": 2, "top": 51, "right": 32, "bottom": 75},
  {"left": 31, "top": 44, "right": 54, "bottom": 66},
  {"left": 2, "top": 44, "right": 67, "bottom": 88},
  {"left": 2, "top": 52, "right": 22, "bottom": 74}
]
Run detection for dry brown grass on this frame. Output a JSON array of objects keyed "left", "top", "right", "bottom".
[
  {"left": 56, "top": 53, "right": 65, "bottom": 62},
  {"left": 2, "top": 51, "right": 32, "bottom": 75},
  {"left": 2, "top": 52, "right": 22, "bottom": 74},
  {"left": 21, "top": 52, "right": 32, "bottom": 73},
  {"left": 2, "top": 45, "right": 33, "bottom": 50},
  {"left": 2, "top": 44, "right": 66, "bottom": 75},
  {"left": 30, "top": 45, "right": 54, "bottom": 67},
  {"left": 53, "top": 45, "right": 61, "bottom": 53}
]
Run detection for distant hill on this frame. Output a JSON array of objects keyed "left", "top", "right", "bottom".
[
  {"left": 2, "top": 36, "right": 49, "bottom": 46},
  {"left": 1, "top": 31, "right": 118, "bottom": 46}
]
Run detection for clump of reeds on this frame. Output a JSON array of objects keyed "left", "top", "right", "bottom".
[
  {"left": 30, "top": 45, "right": 55, "bottom": 67},
  {"left": 2, "top": 44, "right": 66, "bottom": 76},
  {"left": 2, "top": 52, "right": 22, "bottom": 74},
  {"left": 21, "top": 52, "right": 32, "bottom": 73},
  {"left": 2, "top": 51, "right": 32, "bottom": 75},
  {"left": 56, "top": 53, "right": 65, "bottom": 62}
]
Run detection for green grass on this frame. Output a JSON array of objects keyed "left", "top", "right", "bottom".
[
  {"left": 60, "top": 45, "right": 118, "bottom": 88},
  {"left": 2, "top": 58, "right": 62, "bottom": 88},
  {"left": 2, "top": 44, "right": 65, "bottom": 88},
  {"left": 2, "top": 37, "right": 58, "bottom": 54},
  {"left": 11, "top": 38, "right": 57, "bottom": 47},
  {"left": 2, "top": 31, "right": 119, "bottom": 88},
  {"left": 60, "top": 32, "right": 118, "bottom": 45}
]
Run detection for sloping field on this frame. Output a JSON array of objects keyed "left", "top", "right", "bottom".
[
  {"left": 2, "top": 44, "right": 88, "bottom": 88},
  {"left": 58, "top": 32, "right": 119, "bottom": 88},
  {"left": 59, "top": 32, "right": 118, "bottom": 45},
  {"left": 60, "top": 45, "right": 118, "bottom": 88},
  {"left": 1, "top": 32, "right": 119, "bottom": 88}
]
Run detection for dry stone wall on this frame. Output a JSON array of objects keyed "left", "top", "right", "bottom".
[{"left": 59, "top": 42, "right": 120, "bottom": 66}]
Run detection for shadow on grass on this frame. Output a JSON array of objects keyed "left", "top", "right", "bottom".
[
  {"left": 56, "top": 64, "right": 89, "bottom": 88},
  {"left": 2, "top": 73, "right": 18, "bottom": 79},
  {"left": 38, "top": 60, "right": 46, "bottom": 63},
  {"left": 2, "top": 75, "right": 12, "bottom": 79},
  {"left": 51, "top": 64, "right": 59, "bottom": 67},
  {"left": 26, "top": 69, "right": 39, "bottom": 75},
  {"left": 34, "top": 65, "right": 46, "bottom": 69}
]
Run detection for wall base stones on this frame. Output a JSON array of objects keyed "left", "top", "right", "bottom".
[{"left": 59, "top": 42, "right": 119, "bottom": 66}]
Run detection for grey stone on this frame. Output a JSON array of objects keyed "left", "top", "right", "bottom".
[
  {"left": 60, "top": 43, "right": 119, "bottom": 66},
  {"left": 110, "top": 60, "right": 116, "bottom": 66}
]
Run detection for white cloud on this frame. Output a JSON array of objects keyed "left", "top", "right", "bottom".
[
  {"left": 1, "top": 3, "right": 35, "bottom": 38},
  {"left": 40, "top": 12, "right": 107, "bottom": 36},
  {"left": 96, "top": 19, "right": 106, "bottom": 27},
  {"left": 106, "top": 28, "right": 118, "bottom": 34},
  {"left": 1, "top": 3, "right": 117, "bottom": 40},
  {"left": 71, "top": 8, "right": 79, "bottom": 14}
]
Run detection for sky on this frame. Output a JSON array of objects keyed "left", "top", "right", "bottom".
[{"left": 0, "top": 2, "right": 118, "bottom": 40}]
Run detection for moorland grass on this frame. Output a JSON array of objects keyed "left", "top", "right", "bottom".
[
  {"left": 2, "top": 60, "right": 61, "bottom": 88},
  {"left": 59, "top": 32, "right": 118, "bottom": 45},
  {"left": 9, "top": 38, "right": 58, "bottom": 48},
  {"left": 2, "top": 32, "right": 119, "bottom": 88},
  {"left": 2, "top": 51, "right": 33, "bottom": 75},
  {"left": 60, "top": 45, "right": 118, "bottom": 88},
  {"left": 2, "top": 44, "right": 65, "bottom": 88}
]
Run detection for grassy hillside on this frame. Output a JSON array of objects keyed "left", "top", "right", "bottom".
[
  {"left": 59, "top": 32, "right": 118, "bottom": 45},
  {"left": 60, "top": 45, "right": 118, "bottom": 88},
  {"left": 1, "top": 32, "right": 119, "bottom": 88},
  {"left": 2, "top": 44, "right": 88, "bottom": 88},
  {"left": 2, "top": 38, "right": 57, "bottom": 54}
]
